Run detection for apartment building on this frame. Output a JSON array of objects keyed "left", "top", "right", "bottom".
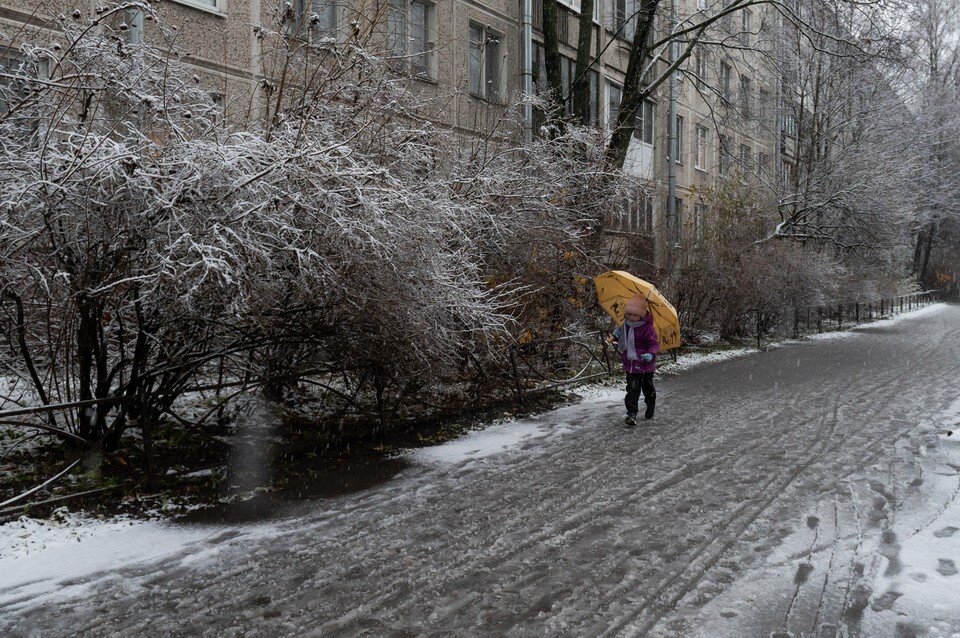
[{"left": 0, "top": 0, "right": 792, "bottom": 277}]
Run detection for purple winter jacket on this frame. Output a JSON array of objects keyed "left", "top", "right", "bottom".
[{"left": 613, "top": 313, "right": 660, "bottom": 374}]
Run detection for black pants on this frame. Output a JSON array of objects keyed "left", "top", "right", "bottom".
[{"left": 624, "top": 372, "right": 656, "bottom": 416}]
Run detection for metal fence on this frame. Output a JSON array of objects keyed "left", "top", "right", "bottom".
[
  {"left": 757, "top": 290, "right": 942, "bottom": 347},
  {"left": 509, "top": 290, "right": 945, "bottom": 403}
]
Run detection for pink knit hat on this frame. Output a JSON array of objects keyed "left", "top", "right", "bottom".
[{"left": 625, "top": 295, "right": 647, "bottom": 316}]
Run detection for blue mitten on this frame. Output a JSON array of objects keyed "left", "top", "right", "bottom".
[{"left": 640, "top": 353, "right": 654, "bottom": 363}]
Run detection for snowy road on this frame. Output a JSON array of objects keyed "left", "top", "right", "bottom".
[{"left": 3, "top": 304, "right": 960, "bottom": 637}]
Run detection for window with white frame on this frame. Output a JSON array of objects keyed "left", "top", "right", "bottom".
[
  {"left": 697, "top": 0, "right": 709, "bottom": 10},
  {"left": 694, "top": 48, "right": 707, "bottom": 90},
  {"left": 779, "top": 160, "right": 792, "bottom": 186},
  {"left": 720, "top": 61, "right": 732, "bottom": 101},
  {"left": 608, "top": 81, "right": 622, "bottom": 132},
  {"left": 565, "top": 0, "right": 602, "bottom": 22},
  {"left": 781, "top": 112, "right": 797, "bottom": 136},
  {"left": 389, "top": 0, "right": 435, "bottom": 78},
  {"left": 695, "top": 125, "right": 708, "bottom": 170},
  {"left": 626, "top": 191, "right": 654, "bottom": 233},
  {"left": 469, "top": 23, "right": 502, "bottom": 100},
  {"left": 171, "top": 0, "right": 222, "bottom": 13},
  {"left": 633, "top": 99, "right": 655, "bottom": 144}
]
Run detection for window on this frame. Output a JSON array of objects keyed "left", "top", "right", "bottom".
[
  {"left": 781, "top": 112, "right": 797, "bottom": 136},
  {"left": 740, "top": 9, "right": 752, "bottom": 45},
  {"left": 779, "top": 161, "right": 793, "bottom": 186},
  {"left": 171, "top": 0, "right": 222, "bottom": 12},
  {"left": 609, "top": 0, "right": 639, "bottom": 41},
  {"left": 695, "top": 125, "right": 708, "bottom": 170},
  {"left": 0, "top": 55, "right": 21, "bottom": 113},
  {"left": 293, "top": 0, "right": 338, "bottom": 40},
  {"left": 390, "top": 0, "right": 435, "bottom": 78},
  {"left": 758, "top": 151, "right": 770, "bottom": 174},
  {"left": 469, "top": 23, "right": 502, "bottom": 100},
  {"left": 694, "top": 203, "right": 707, "bottom": 240},
  {"left": 674, "top": 114, "right": 684, "bottom": 164},
  {"left": 740, "top": 76, "right": 752, "bottom": 118},
  {"left": 697, "top": 0, "right": 709, "bottom": 10},
  {"left": 608, "top": 81, "right": 622, "bottom": 132},
  {"left": 559, "top": 56, "right": 597, "bottom": 118},
  {"left": 720, "top": 62, "right": 732, "bottom": 101},
  {"left": 739, "top": 143, "right": 751, "bottom": 169},
  {"left": 628, "top": 191, "right": 654, "bottom": 233},
  {"left": 0, "top": 54, "right": 45, "bottom": 114},
  {"left": 694, "top": 48, "right": 707, "bottom": 90},
  {"left": 719, "top": 134, "right": 731, "bottom": 174},
  {"left": 758, "top": 87, "right": 770, "bottom": 121},
  {"left": 622, "top": 190, "right": 653, "bottom": 233},
  {"left": 633, "top": 99, "right": 655, "bottom": 144}
]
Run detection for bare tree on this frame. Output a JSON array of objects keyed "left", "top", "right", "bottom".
[{"left": 903, "top": 0, "right": 960, "bottom": 285}]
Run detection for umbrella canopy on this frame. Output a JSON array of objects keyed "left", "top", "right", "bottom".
[{"left": 593, "top": 270, "right": 681, "bottom": 350}]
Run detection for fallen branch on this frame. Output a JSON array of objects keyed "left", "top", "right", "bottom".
[
  {"left": 0, "top": 484, "right": 128, "bottom": 519},
  {"left": 0, "top": 459, "right": 82, "bottom": 508}
]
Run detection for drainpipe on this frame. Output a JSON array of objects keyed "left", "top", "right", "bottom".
[
  {"left": 666, "top": 0, "right": 678, "bottom": 253},
  {"left": 522, "top": 0, "right": 533, "bottom": 143}
]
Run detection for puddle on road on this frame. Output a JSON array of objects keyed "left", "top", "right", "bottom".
[
  {"left": 177, "top": 399, "right": 411, "bottom": 525},
  {"left": 179, "top": 456, "right": 410, "bottom": 525}
]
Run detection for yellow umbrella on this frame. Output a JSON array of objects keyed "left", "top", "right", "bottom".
[{"left": 593, "top": 270, "right": 681, "bottom": 350}]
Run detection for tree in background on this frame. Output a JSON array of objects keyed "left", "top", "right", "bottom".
[{"left": 904, "top": 0, "right": 960, "bottom": 290}]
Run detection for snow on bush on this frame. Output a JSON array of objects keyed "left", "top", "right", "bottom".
[{"left": 0, "top": 2, "right": 621, "bottom": 464}]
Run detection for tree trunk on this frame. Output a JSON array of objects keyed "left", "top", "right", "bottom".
[
  {"left": 76, "top": 295, "right": 98, "bottom": 441},
  {"left": 541, "top": 0, "right": 567, "bottom": 125},
  {"left": 572, "top": 0, "right": 597, "bottom": 126},
  {"left": 919, "top": 220, "right": 938, "bottom": 286},
  {"left": 606, "top": 0, "right": 662, "bottom": 168}
]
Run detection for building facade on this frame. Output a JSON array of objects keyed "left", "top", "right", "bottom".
[{"left": 0, "top": 0, "right": 793, "bottom": 278}]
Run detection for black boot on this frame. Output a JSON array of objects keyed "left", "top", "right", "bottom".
[{"left": 644, "top": 395, "right": 656, "bottom": 420}]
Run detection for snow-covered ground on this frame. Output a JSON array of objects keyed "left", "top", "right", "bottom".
[
  {"left": 1, "top": 302, "right": 957, "bottom": 638},
  {"left": 0, "top": 512, "right": 214, "bottom": 610}
]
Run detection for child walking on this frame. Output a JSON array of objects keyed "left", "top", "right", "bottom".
[{"left": 612, "top": 296, "right": 659, "bottom": 428}]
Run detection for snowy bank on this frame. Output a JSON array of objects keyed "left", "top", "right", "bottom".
[{"left": 0, "top": 511, "right": 214, "bottom": 609}]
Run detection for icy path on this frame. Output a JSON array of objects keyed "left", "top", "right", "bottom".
[{"left": 2, "top": 304, "right": 960, "bottom": 637}]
